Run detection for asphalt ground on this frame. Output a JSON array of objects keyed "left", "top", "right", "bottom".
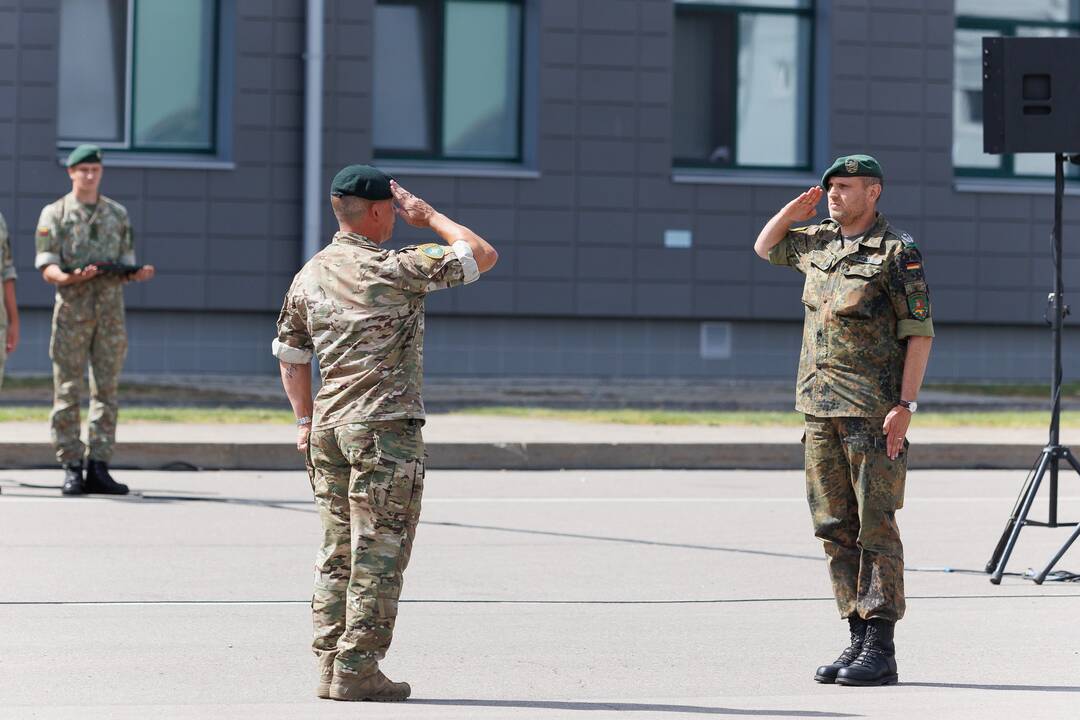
[{"left": 2, "top": 468, "right": 1079, "bottom": 719}]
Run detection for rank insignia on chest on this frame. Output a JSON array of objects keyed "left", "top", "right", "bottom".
[{"left": 908, "top": 291, "right": 929, "bottom": 320}]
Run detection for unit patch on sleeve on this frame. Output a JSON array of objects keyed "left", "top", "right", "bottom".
[
  {"left": 420, "top": 244, "right": 446, "bottom": 259},
  {"left": 908, "top": 291, "right": 929, "bottom": 320}
]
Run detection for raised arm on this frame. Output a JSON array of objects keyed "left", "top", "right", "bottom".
[
  {"left": 754, "top": 186, "right": 823, "bottom": 260},
  {"left": 391, "top": 180, "right": 498, "bottom": 273}
]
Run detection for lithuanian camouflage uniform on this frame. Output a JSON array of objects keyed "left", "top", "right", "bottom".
[
  {"left": 274, "top": 230, "right": 479, "bottom": 678},
  {"left": 0, "top": 212, "right": 16, "bottom": 390},
  {"left": 35, "top": 193, "right": 135, "bottom": 465},
  {"left": 769, "top": 212, "right": 934, "bottom": 622}
]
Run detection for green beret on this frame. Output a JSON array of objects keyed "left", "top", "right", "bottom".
[
  {"left": 66, "top": 144, "right": 103, "bottom": 168},
  {"left": 330, "top": 164, "right": 393, "bottom": 200},
  {"left": 821, "top": 154, "right": 883, "bottom": 188}
]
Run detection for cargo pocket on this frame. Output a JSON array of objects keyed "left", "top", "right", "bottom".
[{"left": 369, "top": 453, "right": 422, "bottom": 516}]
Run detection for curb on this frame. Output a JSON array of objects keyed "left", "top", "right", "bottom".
[{"left": 0, "top": 442, "right": 1050, "bottom": 471}]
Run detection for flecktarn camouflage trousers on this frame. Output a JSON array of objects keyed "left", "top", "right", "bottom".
[
  {"left": 804, "top": 414, "right": 907, "bottom": 622},
  {"left": 307, "top": 419, "right": 425, "bottom": 677},
  {"left": 49, "top": 302, "right": 127, "bottom": 465}
]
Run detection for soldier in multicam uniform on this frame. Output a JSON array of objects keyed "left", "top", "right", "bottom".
[
  {"left": 0, "top": 210, "right": 20, "bottom": 392},
  {"left": 753, "top": 155, "right": 934, "bottom": 687},
  {"left": 35, "top": 145, "right": 155, "bottom": 496},
  {"left": 274, "top": 164, "right": 497, "bottom": 702}
]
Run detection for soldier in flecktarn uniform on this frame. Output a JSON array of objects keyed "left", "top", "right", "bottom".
[{"left": 753, "top": 155, "right": 934, "bottom": 687}]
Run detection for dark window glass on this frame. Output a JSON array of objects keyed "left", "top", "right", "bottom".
[
  {"left": 57, "top": 0, "right": 219, "bottom": 153},
  {"left": 673, "top": 1, "right": 812, "bottom": 171},
  {"left": 374, "top": 0, "right": 523, "bottom": 162}
]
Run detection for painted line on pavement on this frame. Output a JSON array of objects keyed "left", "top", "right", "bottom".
[{"left": 2, "top": 593, "right": 1078, "bottom": 607}]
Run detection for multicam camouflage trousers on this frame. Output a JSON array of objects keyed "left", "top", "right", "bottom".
[
  {"left": 49, "top": 304, "right": 127, "bottom": 465},
  {"left": 307, "top": 419, "right": 425, "bottom": 678},
  {"left": 804, "top": 414, "right": 907, "bottom": 623}
]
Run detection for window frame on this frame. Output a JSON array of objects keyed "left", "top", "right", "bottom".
[
  {"left": 56, "top": 0, "right": 222, "bottom": 156},
  {"left": 672, "top": 0, "right": 816, "bottom": 173},
  {"left": 373, "top": 0, "right": 526, "bottom": 164},
  {"left": 954, "top": 14, "right": 1080, "bottom": 180}
]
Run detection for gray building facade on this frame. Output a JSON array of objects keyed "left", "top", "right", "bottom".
[{"left": 2, "top": 0, "right": 1079, "bottom": 383}]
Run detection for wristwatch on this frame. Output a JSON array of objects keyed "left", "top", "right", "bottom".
[
  {"left": 898, "top": 400, "right": 918, "bottom": 413},
  {"left": 296, "top": 416, "right": 312, "bottom": 426}
]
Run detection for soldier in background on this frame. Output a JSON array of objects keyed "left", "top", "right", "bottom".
[
  {"left": 35, "top": 144, "right": 155, "bottom": 496},
  {"left": 0, "top": 210, "right": 19, "bottom": 391},
  {"left": 274, "top": 165, "right": 497, "bottom": 702},
  {"left": 753, "top": 155, "right": 934, "bottom": 686}
]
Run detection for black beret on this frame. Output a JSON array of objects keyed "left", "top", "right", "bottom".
[
  {"left": 66, "top": 144, "right": 103, "bottom": 167},
  {"left": 330, "top": 164, "right": 393, "bottom": 200},
  {"left": 821, "top": 154, "right": 883, "bottom": 189}
]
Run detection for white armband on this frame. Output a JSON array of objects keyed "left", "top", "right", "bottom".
[
  {"left": 451, "top": 240, "right": 480, "bottom": 285},
  {"left": 35, "top": 252, "right": 61, "bottom": 270},
  {"left": 272, "top": 338, "right": 313, "bottom": 364}
]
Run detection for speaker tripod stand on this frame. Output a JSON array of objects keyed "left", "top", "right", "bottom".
[{"left": 986, "top": 152, "right": 1080, "bottom": 585}]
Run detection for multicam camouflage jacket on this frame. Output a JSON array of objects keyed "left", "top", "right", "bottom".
[
  {"left": 34, "top": 193, "right": 136, "bottom": 321},
  {"left": 769, "top": 213, "right": 934, "bottom": 417},
  {"left": 273, "top": 231, "right": 479, "bottom": 430}
]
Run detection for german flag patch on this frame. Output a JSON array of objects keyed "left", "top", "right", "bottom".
[
  {"left": 37, "top": 227, "right": 51, "bottom": 237},
  {"left": 905, "top": 261, "right": 921, "bottom": 271}
]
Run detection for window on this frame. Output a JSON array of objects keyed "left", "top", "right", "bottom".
[
  {"left": 954, "top": 1, "right": 1080, "bottom": 178},
  {"left": 373, "top": 0, "right": 524, "bottom": 162},
  {"left": 673, "top": 0, "right": 813, "bottom": 171},
  {"left": 57, "top": 0, "right": 219, "bottom": 153}
]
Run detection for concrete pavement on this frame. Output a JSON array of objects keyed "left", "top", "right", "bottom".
[
  {"left": 0, "top": 414, "right": 1076, "bottom": 470},
  {"left": 2, "top": 467, "right": 1079, "bottom": 718}
]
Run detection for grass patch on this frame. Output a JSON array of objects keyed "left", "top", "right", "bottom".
[
  {"left": 0, "top": 406, "right": 296, "bottom": 424},
  {"left": 452, "top": 406, "right": 1080, "bottom": 428}
]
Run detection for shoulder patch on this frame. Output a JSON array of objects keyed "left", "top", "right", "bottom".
[
  {"left": 419, "top": 244, "right": 446, "bottom": 259},
  {"left": 899, "top": 232, "right": 917, "bottom": 249},
  {"left": 908, "top": 291, "right": 929, "bottom": 320},
  {"left": 37, "top": 227, "right": 51, "bottom": 237}
]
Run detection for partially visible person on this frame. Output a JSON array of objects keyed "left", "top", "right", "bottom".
[
  {"left": 275, "top": 164, "right": 497, "bottom": 702},
  {"left": 0, "top": 210, "right": 19, "bottom": 391},
  {"left": 35, "top": 144, "right": 155, "bottom": 497}
]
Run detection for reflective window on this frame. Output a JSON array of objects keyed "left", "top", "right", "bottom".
[
  {"left": 57, "top": 0, "right": 219, "bottom": 153},
  {"left": 374, "top": 0, "right": 523, "bottom": 162},
  {"left": 954, "top": 6, "right": 1080, "bottom": 178},
  {"left": 673, "top": 1, "right": 813, "bottom": 170},
  {"left": 132, "top": 0, "right": 216, "bottom": 150}
]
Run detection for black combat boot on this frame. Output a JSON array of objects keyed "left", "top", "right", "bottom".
[
  {"left": 814, "top": 616, "right": 867, "bottom": 683},
  {"left": 84, "top": 460, "right": 129, "bottom": 495},
  {"left": 836, "top": 618, "right": 898, "bottom": 686},
  {"left": 60, "top": 463, "right": 85, "bottom": 496}
]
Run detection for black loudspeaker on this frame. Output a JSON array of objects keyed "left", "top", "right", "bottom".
[{"left": 982, "top": 37, "right": 1080, "bottom": 154}]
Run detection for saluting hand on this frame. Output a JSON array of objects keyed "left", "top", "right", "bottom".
[
  {"left": 882, "top": 406, "right": 911, "bottom": 460},
  {"left": 391, "top": 180, "right": 437, "bottom": 228},
  {"left": 782, "top": 186, "right": 824, "bottom": 223}
]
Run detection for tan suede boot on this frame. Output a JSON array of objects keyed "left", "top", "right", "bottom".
[
  {"left": 329, "top": 669, "right": 411, "bottom": 702},
  {"left": 316, "top": 652, "right": 337, "bottom": 699}
]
